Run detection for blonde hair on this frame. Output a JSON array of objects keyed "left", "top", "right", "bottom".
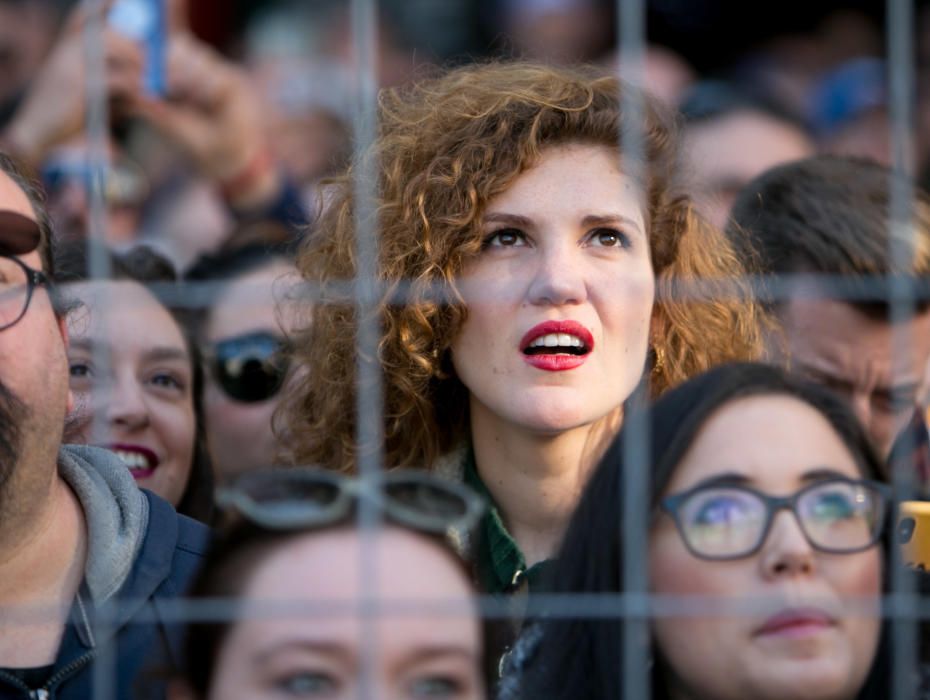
[{"left": 282, "top": 61, "right": 766, "bottom": 472}]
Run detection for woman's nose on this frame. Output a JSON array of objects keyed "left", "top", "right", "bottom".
[
  {"left": 526, "top": 244, "right": 587, "bottom": 307},
  {"left": 104, "top": 376, "right": 150, "bottom": 431},
  {"left": 758, "top": 510, "right": 816, "bottom": 579}
]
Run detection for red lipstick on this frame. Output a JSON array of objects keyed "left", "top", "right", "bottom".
[
  {"left": 107, "top": 443, "right": 159, "bottom": 480},
  {"left": 756, "top": 608, "right": 834, "bottom": 639},
  {"left": 520, "top": 320, "right": 594, "bottom": 372}
]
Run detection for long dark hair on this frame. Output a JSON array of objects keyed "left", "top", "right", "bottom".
[
  {"left": 520, "top": 362, "right": 899, "bottom": 700},
  {"left": 56, "top": 241, "right": 215, "bottom": 523}
]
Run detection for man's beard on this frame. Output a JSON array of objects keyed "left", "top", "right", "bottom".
[{"left": 0, "top": 379, "right": 27, "bottom": 500}]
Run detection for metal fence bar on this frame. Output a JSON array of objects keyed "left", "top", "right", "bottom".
[
  {"left": 350, "top": 1, "right": 383, "bottom": 699},
  {"left": 886, "top": 1, "right": 919, "bottom": 698},
  {"left": 144, "top": 272, "right": 930, "bottom": 311},
  {"left": 82, "top": 2, "right": 115, "bottom": 699},
  {"left": 617, "top": 0, "right": 651, "bottom": 697}
]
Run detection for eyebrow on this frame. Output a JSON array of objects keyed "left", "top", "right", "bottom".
[
  {"left": 483, "top": 211, "right": 644, "bottom": 235},
  {"left": 391, "top": 645, "right": 480, "bottom": 675},
  {"left": 800, "top": 467, "right": 856, "bottom": 483},
  {"left": 792, "top": 361, "right": 853, "bottom": 389},
  {"left": 69, "top": 339, "right": 190, "bottom": 364},
  {"left": 142, "top": 347, "right": 190, "bottom": 364},
  {"left": 254, "top": 639, "right": 353, "bottom": 667},
  {"left": 686, "top": 467, "right": 856, "bottom": 492},
  {"left": 795, "top": 360, "right": 919, "bottom": 396},
  {"left": 688, "top": 471, "right": 751, "bottom": 489}
]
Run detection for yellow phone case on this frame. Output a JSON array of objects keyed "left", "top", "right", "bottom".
[{"left": 899, "top": 501, "right": 930, "bottom": 570}]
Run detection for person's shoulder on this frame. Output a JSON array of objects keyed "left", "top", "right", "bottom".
[
  {"left": 130, "top": 490, "right": 211, "bottom": 600},
  {"left": 143, "top": 489, "right": 211, "bottom": 559}
]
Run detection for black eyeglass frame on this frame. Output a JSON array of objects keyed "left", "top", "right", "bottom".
[
  {"left": 659, "top": 477, "right": 892, "bottom": 561},
  {"left": 216, "top": 468, "right": 486, "bottom": 537},
  {"left": 0, "top": 255, "right": 51, "bottom": 332}
]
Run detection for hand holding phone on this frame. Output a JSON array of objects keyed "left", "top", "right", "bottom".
[{"left": 108, "top": 0, "right": 166, "bottom": 96}]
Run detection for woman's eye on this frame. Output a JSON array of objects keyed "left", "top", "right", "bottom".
[
  {"left": 811, "top": 491, "right": 856, "bottom": 520},
  {"left": 409, "top": 675, "right": 462, "bottom": 698},
  {"left": 483, "top": 228, "right": 526, "bottom": 249},
  {"left": 69, "top": 361, "right": 91, "bottom": 379},
  {"left": 693, "top": 496, "right": 750, "bottom": 526},
  {"left": 275, "top": 671, "right": 338, "bottom": 696},
  {"left": 149, "top": 372, "right": 185, "bottom": 391},
  {"left": 588, "top": 228, "right": 630, "bottom": 248}
]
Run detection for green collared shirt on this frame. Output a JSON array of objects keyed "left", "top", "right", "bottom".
[{"left": 463, "top": 450, "right": 551, "bottom": 594}]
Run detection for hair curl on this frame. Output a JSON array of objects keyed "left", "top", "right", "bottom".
[{"left": 282, "top": 61, "right": 766, "bottom": 472}]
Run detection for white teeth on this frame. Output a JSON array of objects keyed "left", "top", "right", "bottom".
[
  {"left": 114, "top": 450, "right": 152, "bottom": 472},
  {"left": 529, "top": 333, "right": 586, "bottom": 349}
]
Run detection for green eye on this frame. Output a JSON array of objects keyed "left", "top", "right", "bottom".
[
  {"left": 275, "top": 672, "right": 337, "bottom": 696},
  {"left": 410, "top": 676, "right": 461, "bottom": 697},
  {"left": 810, "top": 491, "right": 856, "bottom": 520}
]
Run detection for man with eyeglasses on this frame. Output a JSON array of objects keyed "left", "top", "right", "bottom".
[{"left": 0, "top": 152, "right": 209, "bottom": 699}]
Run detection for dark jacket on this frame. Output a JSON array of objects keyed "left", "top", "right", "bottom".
[{"left": 0, "top": 446, "right": 210, "bottom": 700}]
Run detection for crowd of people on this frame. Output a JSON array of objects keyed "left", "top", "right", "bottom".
[{"left": 1, "top": 0, "right": 930, "bottom": 698}]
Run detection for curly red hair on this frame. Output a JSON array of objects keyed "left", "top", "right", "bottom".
[{"left": 281, "top": 62, "right": 766, "bottom": 472}]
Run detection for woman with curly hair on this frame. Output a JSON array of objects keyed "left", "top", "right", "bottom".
[{"left": 283, "top": 62, "right": 765, "bottom": 602}]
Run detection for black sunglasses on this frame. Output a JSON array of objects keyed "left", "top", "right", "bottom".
[
  {"left": 217, "top": 468, "right": 486, "bottom": 538},
  {"left": 209, "top": 331, "right": 289, "bottom": 403}
]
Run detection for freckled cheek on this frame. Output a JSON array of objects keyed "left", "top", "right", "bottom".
[{"left": 596, "top": 276, "right": 655, "bottom": 351}]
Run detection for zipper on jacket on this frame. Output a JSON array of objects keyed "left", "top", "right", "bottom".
[
  {"left": 0, "top": 649, "right": 97, "bottom": 699},
  {"left": 40, "top": 650, "right": 97, "bottom": 698},
  {"left": 0, "top": 669, "right": 34, "bottom": 697}
]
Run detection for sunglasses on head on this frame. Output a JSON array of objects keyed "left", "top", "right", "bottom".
[
  {"left": 216, "top": 468, "right": 486, "bottom": 538},
  {"left": 209, "top": 331, "right": 289, "bottom": 403}
]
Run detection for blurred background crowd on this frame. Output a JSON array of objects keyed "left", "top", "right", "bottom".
[
  {"left": 4, "top": 2, "right": 930, "bottom": 699},
  {"left": 1, "top": 0, "right": 929, "bottom": 259},
  {"left": 2, "top": 0, "right": 929, "bottom": 496}
]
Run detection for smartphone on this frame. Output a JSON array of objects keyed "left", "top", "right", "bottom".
[
  {"left": 898, "top": 500, "right": 930, "bottom": 571},
  {"left": 108, "top": 0, "right": 166, "bottom": 96}
]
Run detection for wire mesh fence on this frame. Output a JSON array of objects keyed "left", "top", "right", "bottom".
[{"left": 0, "top": 0, "right": 927, "bottom": 698}]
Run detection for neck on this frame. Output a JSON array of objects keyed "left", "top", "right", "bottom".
[
  {"left": 0, "top": 470, "right": 87, "bottom": 666},
  {"left": 470, "top": 404, "right": 622, "bottom": 567}
]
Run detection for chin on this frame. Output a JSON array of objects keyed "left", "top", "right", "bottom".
[
  {"left": 510, "top": 401, "right": 604, "bottom": 434},
  {"left": 753, "top": 659, "right": 856, "bottom": 700}
]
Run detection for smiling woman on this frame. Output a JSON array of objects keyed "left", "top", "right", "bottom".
[
  {"left": 282, "top": 60, "right": 767, "bottom": 671},
  {"left": 58, "top": 243, "right": 214, "bottom": 522}
]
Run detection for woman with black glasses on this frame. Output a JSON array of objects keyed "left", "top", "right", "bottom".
[
  {"left": 185, "top": 233, "right": 297, "bottom": 483},
  {"left": 507, "top": 363, "right": 927, "bottom": 700},
  {"left": 170, "top": 469, "right": 487, "bottom": 700}
]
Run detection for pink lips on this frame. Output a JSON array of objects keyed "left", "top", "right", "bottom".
[
  {"left": 520, "top": 320, "right": 594, "bottom": 372},
  {"left": 756, "top": 608, "right": 835, "bottom": 639},
  {"left": 108, "top": 443, "right": 159, "bottom": 480}
]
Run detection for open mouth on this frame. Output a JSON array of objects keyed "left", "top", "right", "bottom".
[
  {"left": 108, "top": 444, "right": 159, "bottom": 479},
  {"left": 523, "top": 332, "right": 590, "bottom": 356},
  {"left": 520, "top": 321, "right": 594, "bottom": 371}
]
